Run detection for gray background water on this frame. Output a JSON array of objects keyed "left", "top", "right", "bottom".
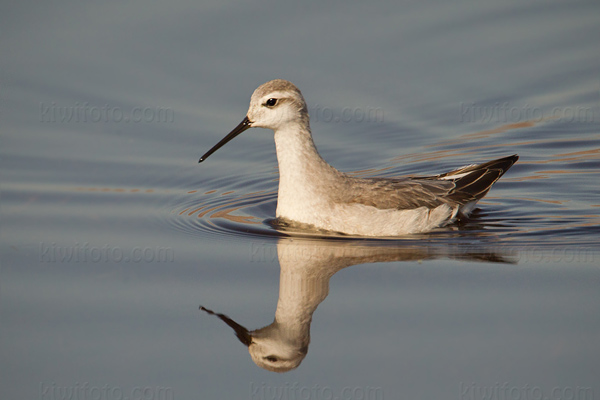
[{"left": 2, "top": 0, "right": 599, "bottom": 399}]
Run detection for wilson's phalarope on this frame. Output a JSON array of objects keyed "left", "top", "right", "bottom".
[{"left": 199, "top": 79, "right": 518, "bottom": 236}]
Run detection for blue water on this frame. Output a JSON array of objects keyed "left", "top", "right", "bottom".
[{"left": 2, "top": 0, "right": 599, "bottom": 398}]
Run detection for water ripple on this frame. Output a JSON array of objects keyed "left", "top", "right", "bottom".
[
  {"left": 168, "top": 185, "right": 281, "bottom": 239},
  {"left": 162, "top": 120, "right": 600, "bottom": 247}
]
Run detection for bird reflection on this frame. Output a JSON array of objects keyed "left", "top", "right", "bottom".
[{"left": 200, "top": 238, "right": 514, "bottom": 372}]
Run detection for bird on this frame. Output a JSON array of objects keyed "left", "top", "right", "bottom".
[{"left": 199, "top": 79, "right": 518, "bottom": 236}]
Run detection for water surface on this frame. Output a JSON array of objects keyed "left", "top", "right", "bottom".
[{"left": 2, "top": 0, "right": 599, "bottom": 398}]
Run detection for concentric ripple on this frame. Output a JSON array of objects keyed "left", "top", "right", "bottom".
[
  {"left": 163, "top": 166, "right": 517, "bottom": 244},
  {"left": 169, "top": 184, "right": 282, "bottom": 239},
  {"left": 163, "top": 120, "right": 600, "bottom": 246}
]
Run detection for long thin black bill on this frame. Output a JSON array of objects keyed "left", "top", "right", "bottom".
[
  {"left": 199, "top": 305, "right": 253, "bottom": 347},
  {"left": 199, "top": 116, "right": 252, "bottom": 163}
]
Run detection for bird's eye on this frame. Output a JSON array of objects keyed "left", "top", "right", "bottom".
[
  {"left": 264, "top": 355, "right": 278, "bottom": 362},
  {"left": 265, "top": 98, "right": 278, "bottom": 107}
]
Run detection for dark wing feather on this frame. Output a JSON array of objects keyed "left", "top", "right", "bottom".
[
  {"left": 440, "top": 154, "right": 518, "bottom": 203},
  {"left": 341, "top": 154, "right": 518, "bottom": 211}
]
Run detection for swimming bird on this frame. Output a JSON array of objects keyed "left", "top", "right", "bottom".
[{"left": 199, "top": 79, "right": 518, "bottom": 236}]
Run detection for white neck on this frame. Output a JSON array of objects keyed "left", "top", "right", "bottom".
[{"left": 274, "top": 123, "right": 340, "bottom": 220}]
